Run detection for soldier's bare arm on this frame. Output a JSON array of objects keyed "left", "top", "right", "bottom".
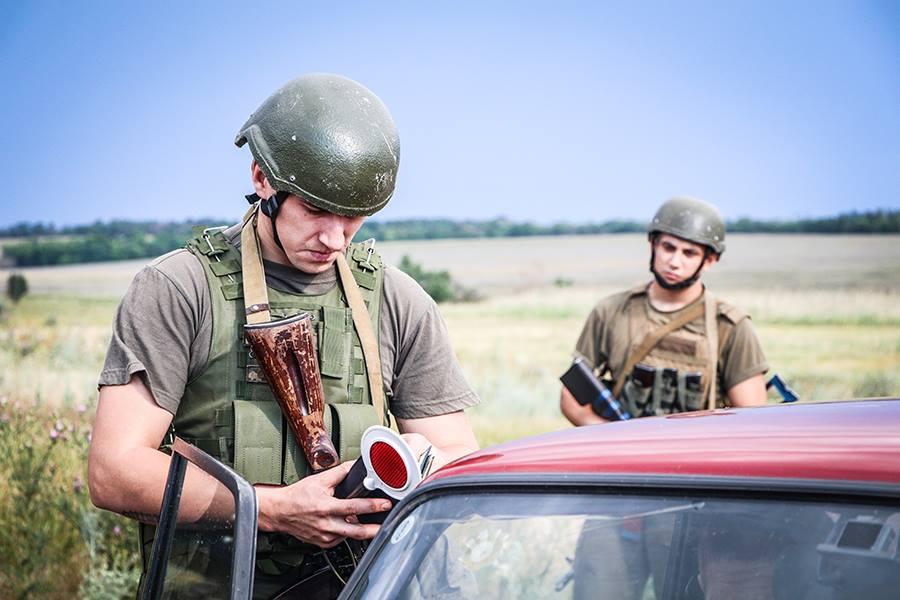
[
  {"left": 726, "top": 373, "right": 767, "bottom": 407},
  {"left": 396, "top": 410, "right": 479, "bottom": 471},
  {"left": 89, "top": 375, "right": 390, "bottom": 547},
  {"left": 88, "top": 376, "right": 231, "bottom": 524}
]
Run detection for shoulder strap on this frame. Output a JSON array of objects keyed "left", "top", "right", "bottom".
[
  {"left": 240, "top": 203, "right": 272, "bottom": 324},
  {"left": 612, "top": 299, "right": 705, "bottom": 398},
  {"left": 703, "top": 289, "right": 719, "bottom": 410},
  {"left": 336, "top": 253, "right": 386, "bottom": 426}
]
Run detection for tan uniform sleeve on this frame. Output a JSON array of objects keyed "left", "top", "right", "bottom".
[
  {"left": 379, "top": 266, "right": 479, "bottom": 419},
  {"left": 719, "top": 317, "right": 768, "bottom": 392},
  {"left": 574, "top": 305, "right": 611, "bottom": 375},
  {"left": 97, "top": 250, "right": 212, "bottom": 414}
]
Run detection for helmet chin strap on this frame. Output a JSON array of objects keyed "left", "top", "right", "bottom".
[
  {"left": 649, "top": 241, "right": 711, "bottom": 291},
  {"left": 246, "top": 191, "right": 290, "bottom": 253}
]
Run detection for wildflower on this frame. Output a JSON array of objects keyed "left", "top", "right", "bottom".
[
  {"left": 50, "top": 428, "right": 59, "bottom": 440},
  {"left": 73, "top": 477, "right": 83, "bottom": 494},
  {"left": 77, "top": 403, "right": 87, "bottom": 414},
  {"left": 113, "top": 525, "right": 122, "bottom": 537}
]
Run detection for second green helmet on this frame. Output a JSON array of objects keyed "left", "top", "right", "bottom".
[
  {"left": 648, "top": 196, "right": 726, "bottom": 255},
  {"left": 235, "top": 74, "right": 400, "bottom": 217}
]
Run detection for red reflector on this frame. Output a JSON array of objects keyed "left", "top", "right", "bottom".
[{"left": 370, "top": 441, "right": 408, "bottom": 489}]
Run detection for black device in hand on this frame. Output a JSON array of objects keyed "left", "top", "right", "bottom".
[{"left": 560, "top": 358, "right": 632, "bottom": 421}]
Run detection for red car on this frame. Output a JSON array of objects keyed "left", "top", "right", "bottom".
[{"left": 143, "top": 400, "right": 900, "bottom": 599}]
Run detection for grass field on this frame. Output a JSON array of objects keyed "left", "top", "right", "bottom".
[
  {"left": 1, "top": 233, "right": 898, "bottom": 596},
  {"left": 3, "top": 233, "right": 898, "bottom": 445}
]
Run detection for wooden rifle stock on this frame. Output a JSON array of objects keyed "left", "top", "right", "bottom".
[{"left": 244, "top": 313, "right": 339, "bottom": 471}]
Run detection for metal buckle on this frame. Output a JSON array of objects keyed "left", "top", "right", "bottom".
[
  {"left": 202, "top": 226, "right": 236, "bottom": 283},
  {"left": 362, "top": 238, "right": 376, "bottom": 270}
]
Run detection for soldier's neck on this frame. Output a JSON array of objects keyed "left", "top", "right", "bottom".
[{"left": 647, "top": 280, "right": 705, "bottom": 312}]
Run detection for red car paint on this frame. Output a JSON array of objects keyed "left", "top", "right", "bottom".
[{"left": 432, "top": 400, "right": 900, "bottom": 485}]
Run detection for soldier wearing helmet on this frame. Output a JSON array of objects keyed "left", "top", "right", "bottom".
[
  {"left": 89, "top": 74, "right": 480, "bottom": 598},
  {"left": 565, "top": 198, "right": 768, "bottom": 600},
  {"left": 561, "top": 196, "right": 768, "bottom": 424}
]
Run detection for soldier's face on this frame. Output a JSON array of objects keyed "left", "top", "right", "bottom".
[
  {"left": 251, "top": 162, "right": 365, "bottom": 273},
  {"left": 651, "top": 234, "right": 717, "bottom": 286},
  {"left": 274, "top": 196, "right": 365, "bottom": 274}
]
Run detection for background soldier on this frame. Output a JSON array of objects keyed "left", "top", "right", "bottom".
[
  {"left": 564, "top": 197, "right": 768, "bottom": 600},
  {"left": 561, "top": 196, "right": 768, "bottom": 426},
  {"left": 88, "top": 74, "right": 480, "bottom": 597}
]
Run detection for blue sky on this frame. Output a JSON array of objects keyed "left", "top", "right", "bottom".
[{"left": 2, "top": 1, "right": 898, "bottom": 227}]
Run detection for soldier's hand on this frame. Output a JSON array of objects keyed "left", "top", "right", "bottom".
[{"left": 254, "top": 460, "right": 392, "bottom": 548}]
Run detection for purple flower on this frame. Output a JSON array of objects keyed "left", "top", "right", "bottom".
[
  {"left": 113, "top": 525, "right": 122, "bottom": 537},
  {"left": 77, "top": 403, "right": 87, "bottom": 414},
  {"left": 49, "top": 428, "right": 59, "bottom": 440},
  {"left": 73, "top": 477, "right": 83, "bottom": 494}
]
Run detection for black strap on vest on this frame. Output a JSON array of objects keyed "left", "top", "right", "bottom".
[{"left": 246, "top": 191, "right": 290, "bottom": 252}]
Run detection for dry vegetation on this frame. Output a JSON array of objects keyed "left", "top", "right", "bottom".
[
  {"left": 0, "top": 233, "right": 898, "bottom": 595},
  {"left": 3, "top": 234, "right": 899, "bottom": 445}
]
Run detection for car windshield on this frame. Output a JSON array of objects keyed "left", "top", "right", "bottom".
[{"left": 353, "top": 490, "right": 900, "bottom": 600}]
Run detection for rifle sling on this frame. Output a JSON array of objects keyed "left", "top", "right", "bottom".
[
  {"left": 240, "top": 204, "right": 272, "bottom": 325},
  {"left": 703, "top": 290, "right": 719, "bottom": 410},
  {"left": 240, "top": 203, "right": 386, "bottom": 425},
  {"left": 336, "top": 253, "right": 386, "bottom": 427},
  {"left": 612, "top": 299, "right": 706, "bottom": 399}
]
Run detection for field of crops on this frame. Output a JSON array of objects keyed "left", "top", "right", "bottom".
[{"left": 1, "top": 233, "right": 898, "bottom": 596}]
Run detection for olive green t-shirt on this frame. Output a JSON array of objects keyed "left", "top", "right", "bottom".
[
  {"left": 574, "top": 285, "right": 768, "bottom": 401},
  {"left": 99, "top": 226, "right": 479, "bottom": 420}
]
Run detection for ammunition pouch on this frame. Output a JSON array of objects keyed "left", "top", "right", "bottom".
[{"left": 620, "top": 363, "right": 705, "bottom": 417}]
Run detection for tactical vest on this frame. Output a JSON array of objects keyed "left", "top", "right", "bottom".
[
  {"left": 177, "top": 227, "right": 386, "bottom": 482},
  {"left": 612, "top": 287, "right": 747, "bottom": 417},
  {"left": 138, "top": 227, "right": 387, "bottom": 588}
]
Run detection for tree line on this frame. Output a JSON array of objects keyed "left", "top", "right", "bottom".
[{"left": 1, "top": 210, "right": 897, "bottom": 267}]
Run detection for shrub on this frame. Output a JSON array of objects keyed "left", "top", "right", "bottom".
[
  {"left": 6, "top": 274, "right": 28, "bottom": 303},
  {"left": 398, "top": 255, "right": 480, "bottom": 303},
  {"left": 0, "top": 399, "right": 140, "bottom": 598}
]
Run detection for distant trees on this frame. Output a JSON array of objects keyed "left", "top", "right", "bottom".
[
  {"left": 0, "top": 220, "right": 216, "bottom": 267},
  {"left": 0, "top": 210, "right": 897, "bottom": 268},
  {"left": 728, "top": 210, "right": 900, "bottom": 234}
]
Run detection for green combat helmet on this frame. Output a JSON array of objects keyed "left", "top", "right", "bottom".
[
  {"left": 648, "top": 196, "right": 726, "bottom": 256},
  {"left": 648, "top": 197, "right": 726, "bottom": 290},
  {"left": 235, "top": 73, "right": 400, "bottom": 217}
]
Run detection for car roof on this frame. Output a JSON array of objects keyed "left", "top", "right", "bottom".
[{"left": 433, "top": 400, "right": 900, "bottom": 486}]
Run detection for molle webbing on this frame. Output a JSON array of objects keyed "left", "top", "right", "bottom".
[{"left": 178, "top": 226, "right": 386, "bottom": 485}]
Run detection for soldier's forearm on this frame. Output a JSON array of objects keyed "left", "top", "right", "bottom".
[{"left": 89, "top": 445, "right": 233, "bottom": 526}]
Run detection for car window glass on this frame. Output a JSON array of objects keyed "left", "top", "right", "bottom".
[
  {"left": 157, "top": 474, "right": 237, "bottom": 599},
  {"left": 353, "top": 492, "right": 900, "bottom": 600}
]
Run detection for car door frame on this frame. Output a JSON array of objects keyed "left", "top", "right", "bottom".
[{"left": 142, "top": 436, "right": 258, "bottom": 600}]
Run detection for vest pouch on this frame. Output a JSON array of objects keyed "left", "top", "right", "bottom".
[
  {"left": 233, "top": 400, "right": 283, "bottom": 485},
  {"left": 655, "top": 368, "right": 679, "bottom": 415},
  {"left": 330, "top": 403, "right": 381, "bottom": 462},
  {"left": 681, "top": 371, "right": 705, "bottom": 412},
  {"left": 621, "top": 378, "right": 653, "bottom": 418},
  {"left": 318, "top": 306, "right": 351, "bottom": 379}
]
